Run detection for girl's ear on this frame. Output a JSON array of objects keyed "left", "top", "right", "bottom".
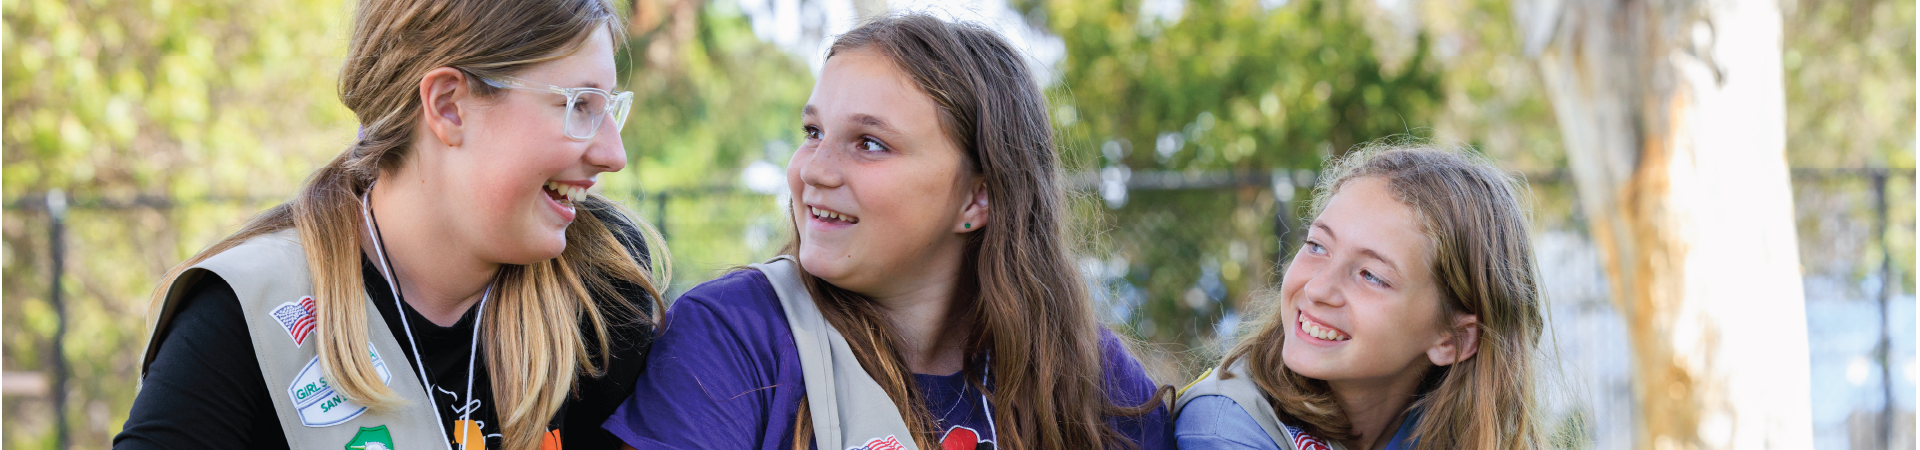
[
  {"left": 418, "top": 67, "right": 470, "bottom": 148},
  {"left": 955, "top": 180, "right": 990, "bottom": 233},
  {"left": 1427, "top": 313, "right": 1480, "bottom": 366}
]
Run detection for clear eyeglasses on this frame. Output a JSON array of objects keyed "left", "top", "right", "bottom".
[{"left": 476, "top": 74, "right": 633, "bottom": 141}]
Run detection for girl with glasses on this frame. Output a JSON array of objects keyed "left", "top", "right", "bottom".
[
  {"left": 115, "top": 0, "right": 664, "bottom": 449},
  {"left": 601, "top": 14, "right": 1173, "bottom": 450}
]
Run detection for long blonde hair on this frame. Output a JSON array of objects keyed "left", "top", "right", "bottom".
[
  {"left": 784, "top": 14, "right": 1165, "bottom": 450},
  {"left": 145, "top": 1, "right": 667, "bottom": 448},
  {"left": 1219, "top": 141, "right": 1547, "bottom": 449}
]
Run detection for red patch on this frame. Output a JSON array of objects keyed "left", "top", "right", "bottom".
[{"left": 940, "top": 425, "right": 994, "bottom": 450}]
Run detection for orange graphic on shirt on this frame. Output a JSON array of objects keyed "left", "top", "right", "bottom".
[
  {"left": 451, "top": 419, "right": 487, "bottom": 449},
  {"left": 446, "top": 420, "right": 562, "bottom": 450}
]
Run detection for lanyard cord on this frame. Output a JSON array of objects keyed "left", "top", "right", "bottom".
[
  {"left": 930, "top": 356, "right": 998, "bottom": 443},
  {"left": 361, "top": 182, "right": 491, "bottom": 450},
  {"left": 980, "top": 355, "right": 997, "bottom": 442}
]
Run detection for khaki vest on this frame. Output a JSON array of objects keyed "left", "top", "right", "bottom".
[
  {"left": 1174, "top": 360, "right": 1347, "bottom": 450},
  {"left": 749, "top": 256, "right": 920, "bottom": 450},
  {"left": 139, "top": 230, "right": 451, "bottom": 450}
]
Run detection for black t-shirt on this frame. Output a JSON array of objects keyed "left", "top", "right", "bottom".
[{"left": 114, "top": 209, "right": 658, "bottom": 450}]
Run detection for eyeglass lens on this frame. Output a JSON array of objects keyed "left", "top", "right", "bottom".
[{"left": 564, "top": 91, "right": 632, "bottom": 140}]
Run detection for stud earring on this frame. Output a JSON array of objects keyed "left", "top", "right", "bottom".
[{"left": 964, "top": 223, "right": 972, "bottom": 229}]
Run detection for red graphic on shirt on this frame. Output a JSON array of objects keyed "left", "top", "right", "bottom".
[
  {"left": 939, "top": 425, "right": 995, "bottom": 450},
  {"left": 1282, "top": 424, "right": 1334, "bottom": 450},
  {"left": 1292, "top": 432, "right": 1332, "bottom": 450},
  {"left": 854, "top": 435, "right": 905, "bottom": 450}
]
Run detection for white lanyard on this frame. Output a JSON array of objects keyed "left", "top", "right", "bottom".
[
  {"left": 980, "top": 356, "right": 997, "bottom": 441},
  {"left": 361, "top": 182, "right": 492, "bottom": 450},
  {"left": 935, "top": 356, "right": 998, "bottom": 442}
]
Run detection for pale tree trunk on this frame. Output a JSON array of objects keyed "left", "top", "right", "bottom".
[
  {"left": 1517, "top": 0, "right": 1813, "bottom": 448},
  {"left": 853, "top": 0, "right": 888, "bottom": 20}
]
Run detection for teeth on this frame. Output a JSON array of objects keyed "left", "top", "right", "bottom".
[
  {"left": 545, "top": 181, "right": 585, "bottom": 204},
  {"left": 808, "top": 206, "right": 857, "bottom": 224},
  {"left": 1299, "top": 315, "right": 1350, "bottom": 341}
]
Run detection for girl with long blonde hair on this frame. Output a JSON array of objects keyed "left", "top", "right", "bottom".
[
  {"left": 116, "top": 0, "right": 666, "bottom": 448},
  {"left": 1175, "top": 143, "right": 1549, "bottom": 450}
]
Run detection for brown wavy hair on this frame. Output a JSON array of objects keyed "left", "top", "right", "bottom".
[
  {"left": 142, "top": 1, "right": 668, "bottom": 448},
  {"left": 781, "top": 13, "right": 1163, "bottom": 450},
  {"left": 1218, "top": 141, "right": 1548, "bottom": 449}
]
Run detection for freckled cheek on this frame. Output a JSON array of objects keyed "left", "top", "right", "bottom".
[
  {"left": 881, "top": 176, "right": 955, "bottom": 232},
  {"left": 1347, "top": 302, "right": 1411, "bottom": 350}
]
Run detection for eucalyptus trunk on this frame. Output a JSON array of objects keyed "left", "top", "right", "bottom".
[{"left": 1519, "top": 0, "right": 1813, "bottom": 448}]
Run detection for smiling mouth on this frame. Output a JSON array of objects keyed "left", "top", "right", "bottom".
[
  {"left": 808, "top": 206, "right": 860, "bottom": 224},
  {"left": 1299, "top": 313, "right": 1351, "bottom": 341},
  {"left": 544, "top": 181, "right": 585, "bottom": 205}
]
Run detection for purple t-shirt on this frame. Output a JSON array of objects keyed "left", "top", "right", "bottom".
[{"left": 603, "top": 269, "right": 1173, "bottom": 450}]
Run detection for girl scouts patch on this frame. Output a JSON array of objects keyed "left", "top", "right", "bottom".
[
  {"left": 847, "top": 435, "right": 905, "bottom": 450},
  {"left": 289, "top": 345, "right": 392, "bottom": 427},
  {"left": 269, "top": 296, "right": 319, "bottom": 346}
]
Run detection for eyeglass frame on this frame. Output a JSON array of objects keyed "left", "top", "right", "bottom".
[{"left": 472, "top": 73, "right": 633, "bottom": 141}]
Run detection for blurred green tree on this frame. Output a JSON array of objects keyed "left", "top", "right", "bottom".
[
  {"left": 3, "top": 0, "right": 356, "bottom": 447},
  {"left": 1781, "top": 0, "right": 1916, "bottom": 292},
  {"left": 1013, "top": 0, "right": 1443, "bottom": 368},
  {"left": 610, "top": 0, "right": 815, "bottom": 292},
  {"left": 619, "top": 0, "right": 813, "bottom": 188}
]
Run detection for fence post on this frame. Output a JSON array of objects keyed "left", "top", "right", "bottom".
[
  {"left": 1872, "top": 169, "right": 1894, "bottom": 448},
  {"left": 1270, "top": 170, "right": 1298, "bottom": 268},
  {"left": 47, "top": 189, "right": 69, "bottom": 450}
]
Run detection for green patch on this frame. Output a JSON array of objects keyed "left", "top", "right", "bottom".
[{"left": 345, "top": 425, "right": 395, "bottom": 450}]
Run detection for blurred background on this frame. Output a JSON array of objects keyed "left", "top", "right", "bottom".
[{"left": 1, "top": 0, "right": 1911, "bottom": 448}]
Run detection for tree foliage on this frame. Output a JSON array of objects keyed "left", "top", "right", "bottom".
[
  {"left": 3, "top": 0, "right": 355, "bottom": 447},
  {"left": 1017, "top": 0, "right": 1443, "bottom": 354},
  {"left": 610, "top": 0, "right": 814, "bottom": 290}
]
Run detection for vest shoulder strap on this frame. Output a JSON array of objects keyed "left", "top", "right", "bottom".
[
  {"left": 750, "top": 256, "right": 919, "bottom": 450},
  {"left": 1175, "top": 360, "right": 1349, "bottom": 450},
  {"left": 141, "top": 229, "right": 450, "bottom": 450}
]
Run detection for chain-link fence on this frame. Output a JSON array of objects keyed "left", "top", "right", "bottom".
[{"left": 2, "top": 168, "right": 1911, "bottom": 449}]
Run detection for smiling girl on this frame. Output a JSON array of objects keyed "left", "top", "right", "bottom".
[
  {"left": 116, "top": 1, "right": 665, "bottom": 449},
  {"left": 602, "top": 14, "right": 1171, "bottom": 450},
  {"left": 1174, "top": 144, "right": 1548, "bottom": 450}
]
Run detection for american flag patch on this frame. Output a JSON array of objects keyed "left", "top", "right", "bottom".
[
  {"left": 846, "top": 435, "right": 905, "bottom": 450},
  {"left": 269, "top": 296, "right": 318, "bottom": 346},
  {"left": 1286, "top": 424, "right": 1333, "bottom": 450}
]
